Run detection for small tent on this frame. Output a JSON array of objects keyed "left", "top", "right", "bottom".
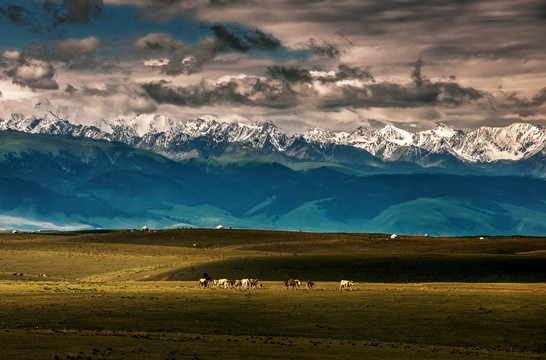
[{"left": 390, "top": 234, "right": 398, "bottom": 239}]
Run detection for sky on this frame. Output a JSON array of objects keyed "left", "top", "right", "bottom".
[{"left": 0, "top": 0, "right": 545, "bottom": 133}]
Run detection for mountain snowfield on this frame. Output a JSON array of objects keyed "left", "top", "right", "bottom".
[
  {"left": 2, "top": 112, "right": 546, "bottom": 165},
  {"left": 302, "top": 122, "right": 546, "bottom": 163}
]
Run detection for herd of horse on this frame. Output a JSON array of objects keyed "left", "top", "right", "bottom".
[
  {"left": 198, "top": 278, "right": 355, "bottom": 290},
  {"left": 198, "top": 278, "right": 260, "bottom": 289}
]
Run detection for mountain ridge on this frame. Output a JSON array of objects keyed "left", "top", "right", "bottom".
[
  {"left": 1, "top": 109, "right": 545, "bottom": 177},
  {"left": 2, "top": 110, "right": 545, "bottom": 159},
  {"left": 1, "top": 131, "right": 545, "bottom": 234}
]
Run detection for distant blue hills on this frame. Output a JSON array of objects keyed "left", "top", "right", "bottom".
[{"left": 1, "top": 131, "right": 545, "bottom": 235}]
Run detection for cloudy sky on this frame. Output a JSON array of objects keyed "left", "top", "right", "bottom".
[{"left": 1, "top": 0, "right": 545, "bottom": 133}]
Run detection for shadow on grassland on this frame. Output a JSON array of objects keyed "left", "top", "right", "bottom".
[{"left": 152, "top": 254, "right": 546, "bottom": 283}]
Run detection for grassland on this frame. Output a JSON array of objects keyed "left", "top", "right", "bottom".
[{"left": 0, "top": 229, "right": 544, "bottom": 359}]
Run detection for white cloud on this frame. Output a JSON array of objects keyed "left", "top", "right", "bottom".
[
  {"left": 15, "top": 61, "right": 53, "bottom": 82},
  {"left": 56, "top": 37, "right": 100, "bottom": 62},
  {"left": 1, "top": 49, "right": 21, "bottom": 61},
  {"left": 12, "top": 60, "right": 59, "bottom": 90}
]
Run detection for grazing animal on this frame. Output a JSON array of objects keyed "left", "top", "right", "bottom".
[
  {"left": 241, "top": 278, "right": 250, "bottom": 289},
  {"left": 217, "top": 279, "right": 228, "bottom": 288},
  {"left": 305, "top": 280, "right": 314, "bottom": 289},
  {"left": 225, "top": 280, "right": 234, "bottom": 289},
  {"left": 39, "top": 273, "right": 47, "bottom": 277},
  {"left": 249, "top": 279, "right": 258, "bottom": 289},
  {"left": 234, "top": 280, "right": 242, "bottom": 289},
  {"left": 285, "top": 279, "right": 300, "bottom": 290},
  {"left": 339, "top": 280, "right": 354, "bottom": 290},
  {"left": 198, "top": 278, "right": 209, "bottom": 288}
]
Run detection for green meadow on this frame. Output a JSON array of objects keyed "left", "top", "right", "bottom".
[{"left": 0, "top": 229, "right": 545, "bottom": 359}]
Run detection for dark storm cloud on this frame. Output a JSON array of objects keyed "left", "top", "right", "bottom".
[
  {"left": 1, "top": 44, "right": 59, "bottom": 90},
  {"left": 19, "top": 38, "right": 101, "bottom": 70},
  {"left": 141, "top": 59, "right": 483, "bottom": 111},
  {"left": 540, "top": 2, "right": 546, "bottom": 19},
  {"left": 266, "top": 64, "right": 374, "bottom": 84},
  {"left": 134, "top": 33, "right": 217, "bottom": 75},
  {"left": 411, "top": 56, "right": 425, "bottom": 88},
  {"left": 142, "top": 77, "right": 297, "bottom": 109},
  {"left": 24, "top": 41, "right": 54, "bottom": 61},
  {"left": 266, "top": 66, "right": 312, "bottom": 83},
  {"left": 354, "top": 58, "right": 483, "bottom": 108},
  {"left": 0, "top": 2, "right": 65, "bottom": 42},
  {"left": 532, "top": 88, "right": 546, "bottom": 105},
  {"left": 0, "top": 0, "right": 103, "bottom": 32},
  {"left": 236, "top": 0, "right": 545, "bottom": 64},
  {"left": 290, "top": 59, "right": 482, "bottom": 109},
  {"left": 499, "top": 87, "right": 546, "bottom": 117},
  {"left": 142, "top": 0, "right": 248, "bottom": 15},
  {"left": 1, "top": 36, "right": 103, "bottom": 90},
  {"left": 63, "top": 0, "right": 103, "bottom": 23},
  {"left": 0, "top": 3, "right": 36, "bottom": 27},
  {"left": 306, "top": 38, "right": 341, "bottom": 59},
  {"left": 208, "top": 23, "right": 283, "bottom": 52},
  {"left": 426, "top": 43, "right": 542, "bottom": 61},
  {"left": 367, "top": 119, "right": 386, "bottom": 128},
  {"left": 209, "top": 0, "right": 247, "bottom": 6},
  {"left": 65, "top": 84, "right": 77, "bottom": 94},
  {"left": 335, "top": 65, "right": 375, "bottom": 82},
  {"left": 1, "top": 0, "right": 544, "bottom": 130},
  {"left": 321, "top": 76, "right": 483, "bottom": 110}
]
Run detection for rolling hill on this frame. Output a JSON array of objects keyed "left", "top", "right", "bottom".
[{"left": 1, "top": 131, "right": 545, "bottom": 235}]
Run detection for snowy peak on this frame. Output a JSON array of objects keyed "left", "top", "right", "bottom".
[
  {"left": 1, "top": 112, "right": 545, "bottom": 165},
  {"left": 376, "top": 125, "right": 414, "bottom": 146},
  {"left": 413, "top": 124, "right": 463, "bottom": 152},
  {"left": 431, "top": 123, "right": 459, "bottom": 138},
  {"left": 417, "top": 123, "right": 461, "bottom": 142},
  {"left": 349, "top": 126, "right": 372, "bottom": 139},
  {"left": 304, "top": 127, "right": 335, "bottom": 143},
  {"left": 115, "top": 114, "right": 177, "bottom": 137},
  {"left": 455, "top": 123, "right": 546, "bottom": 162}
]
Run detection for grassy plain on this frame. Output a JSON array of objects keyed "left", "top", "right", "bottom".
[{"left": 0, "top": 229, "right": 545, "bottom": 359}]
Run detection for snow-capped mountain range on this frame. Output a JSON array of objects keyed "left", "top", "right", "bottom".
[
  {"left": 1, "top": 109, "right": 545, "bottom": 167},
  {"left": 1, "top": 108, "right": 546, "bottom": 233},
  {"left": 304, "top": 122, "right": 546, "bottom": 163}
]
